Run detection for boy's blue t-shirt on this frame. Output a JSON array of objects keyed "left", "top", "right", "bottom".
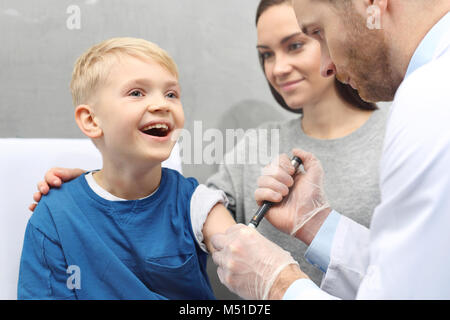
[{"left": 18, "top": 168, "right": 215, "bottom": 300}]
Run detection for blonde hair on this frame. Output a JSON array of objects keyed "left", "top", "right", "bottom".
[{"left": 70, "top": 37, "right": 179, "bottom": 106}]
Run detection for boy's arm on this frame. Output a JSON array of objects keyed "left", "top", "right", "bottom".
[
  {"left": 18, "top": 220, "right": 77, "bottom": 300},
  {"left": 202, "top": 203, "right": 236, "bottom": 254}
]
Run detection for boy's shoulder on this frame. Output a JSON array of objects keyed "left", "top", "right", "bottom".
[
  {"left": 162, "top": 167, "right": 199, "bottom": 195},
  {"left": 29, "top": 175, "right": 86, "bottom": 240},
  {"left": 39, "top": 174, "right": 85, "bottom": 207}
]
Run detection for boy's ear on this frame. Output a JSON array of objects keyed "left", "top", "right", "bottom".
[{"left": 74, "top": 105, "right": 103, "bottom": 139}]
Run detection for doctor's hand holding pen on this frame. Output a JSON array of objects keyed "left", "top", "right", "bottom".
[
  {"left": 254, "top": 149, "right": 331, "bottom": 244},
  {"left": 211, "top": 149, "right": 333, "bottom": 300}
]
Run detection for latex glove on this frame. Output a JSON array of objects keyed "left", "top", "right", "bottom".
[
  {"left": 211, "top": 224, "right": 299, "bottom": 300},
  {"left": 254, "top": 149, "right": 330, "bottom": 237}
]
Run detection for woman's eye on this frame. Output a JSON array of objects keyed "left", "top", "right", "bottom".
[
  {"left": 289, "top": 42, "right": 304, "bottom": 51},
  {"left": 129, "top": 90, "right": 144, "bottom": 97},
  {"left": 260, "top": 51, "right": 273, "bottom": 60}
]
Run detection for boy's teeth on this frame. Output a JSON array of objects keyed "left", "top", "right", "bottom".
[{"left": 143, "top": 123, "right": 169, "bottom": 131}]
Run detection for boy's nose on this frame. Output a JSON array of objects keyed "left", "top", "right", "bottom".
[{"left": 147, "top": 103, "right": 170, "bottom": 113}]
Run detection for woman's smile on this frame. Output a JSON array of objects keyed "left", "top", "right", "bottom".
[{"left": 278, "top": 78, "right": 305, "bottom": 93}]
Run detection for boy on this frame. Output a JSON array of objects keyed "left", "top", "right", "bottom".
[{"left": 18, "top": 37, "right": 235, "bottom": 299}]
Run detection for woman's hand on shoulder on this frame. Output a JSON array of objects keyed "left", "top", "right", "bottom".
[{"left": 29, "top": 167, "right": 86, "bottom": 212}]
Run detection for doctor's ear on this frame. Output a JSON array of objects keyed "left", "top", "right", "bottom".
[{"left": 74, "top": 105, "right": 103, "bottom": 139}]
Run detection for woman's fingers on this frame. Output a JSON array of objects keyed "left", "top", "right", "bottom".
[{"left": 37, "top": 181, "right": 50, "bottom": 195}]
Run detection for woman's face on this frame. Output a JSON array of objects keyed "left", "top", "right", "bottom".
[{"left": 256, "top": 4, "right": 335, "bottom": 110}]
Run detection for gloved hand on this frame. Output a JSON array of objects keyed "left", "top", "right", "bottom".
[
  {"left": 254, "top": 148, "right": 330, "bottom": 238},
  {"left": 211, "top": 224, "right": 300, "bottom": 300}
]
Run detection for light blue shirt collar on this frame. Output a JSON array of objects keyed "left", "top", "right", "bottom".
[{"left": 405, "top": 12, "right": 450, "bottom": 78}]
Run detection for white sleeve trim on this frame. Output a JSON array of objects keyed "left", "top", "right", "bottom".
[
  {"left": 190, "top": 184, "right": 229, "bottom": 253},
  {"left": 320, "top": 215, "right": 370, "bottom": 299},
  {"left": 283, "top": 279, "right": 339, "bottom": 300}
]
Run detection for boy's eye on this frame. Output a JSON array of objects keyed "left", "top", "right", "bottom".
[
  {"left": 166, "top": 91, "right": 179, "bottom": 99},
  {"left": 129, "top": 90, "right": 144, "bottom": 97}
]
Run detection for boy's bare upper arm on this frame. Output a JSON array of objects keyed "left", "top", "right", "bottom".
[{"left": 202, "top": 203, "right": 236, "bottom": 254}]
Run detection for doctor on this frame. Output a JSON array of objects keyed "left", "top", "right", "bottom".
[{"left": 211, "top": 0, "right": 450, "bottom": 299}]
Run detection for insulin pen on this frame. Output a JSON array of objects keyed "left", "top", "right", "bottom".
[{"left": 248, "top": 156, "right": 303, "bottom": 228}]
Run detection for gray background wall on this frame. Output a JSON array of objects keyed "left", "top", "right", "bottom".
[{"left": 1, "top": 0, "right": 296, "bottom": 299}]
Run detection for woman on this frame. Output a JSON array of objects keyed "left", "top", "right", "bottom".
[{"left": 31, "top": 0, "right": 387, "bottom": 289}]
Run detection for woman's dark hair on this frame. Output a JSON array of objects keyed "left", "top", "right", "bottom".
[{"left": 255, "top": 0, "right": 377, "bottom": 114}]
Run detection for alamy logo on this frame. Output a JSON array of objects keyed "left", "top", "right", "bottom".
[
  {"left": 366, "top": 5, "right": 381, "bottom": 30},
  {"left": 174, "top": 121, "right": 281, "bottom": 165},
  {"left": 66, "top": 265, "right": 81, "bottom": 290},
  {"left": 66, "top": 5, "right": 81, "bottom": 30}
]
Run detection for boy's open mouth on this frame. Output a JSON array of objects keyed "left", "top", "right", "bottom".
[{"left": 140, "top": 123, "right": 171, "bottom": 137}]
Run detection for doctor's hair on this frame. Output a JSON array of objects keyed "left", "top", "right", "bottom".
[
  {"left": 255, "top": 0, "right": 377, "bottom": 114},
  {"left": 70, "top": 37, "right": 178, "bottom": 107}
]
